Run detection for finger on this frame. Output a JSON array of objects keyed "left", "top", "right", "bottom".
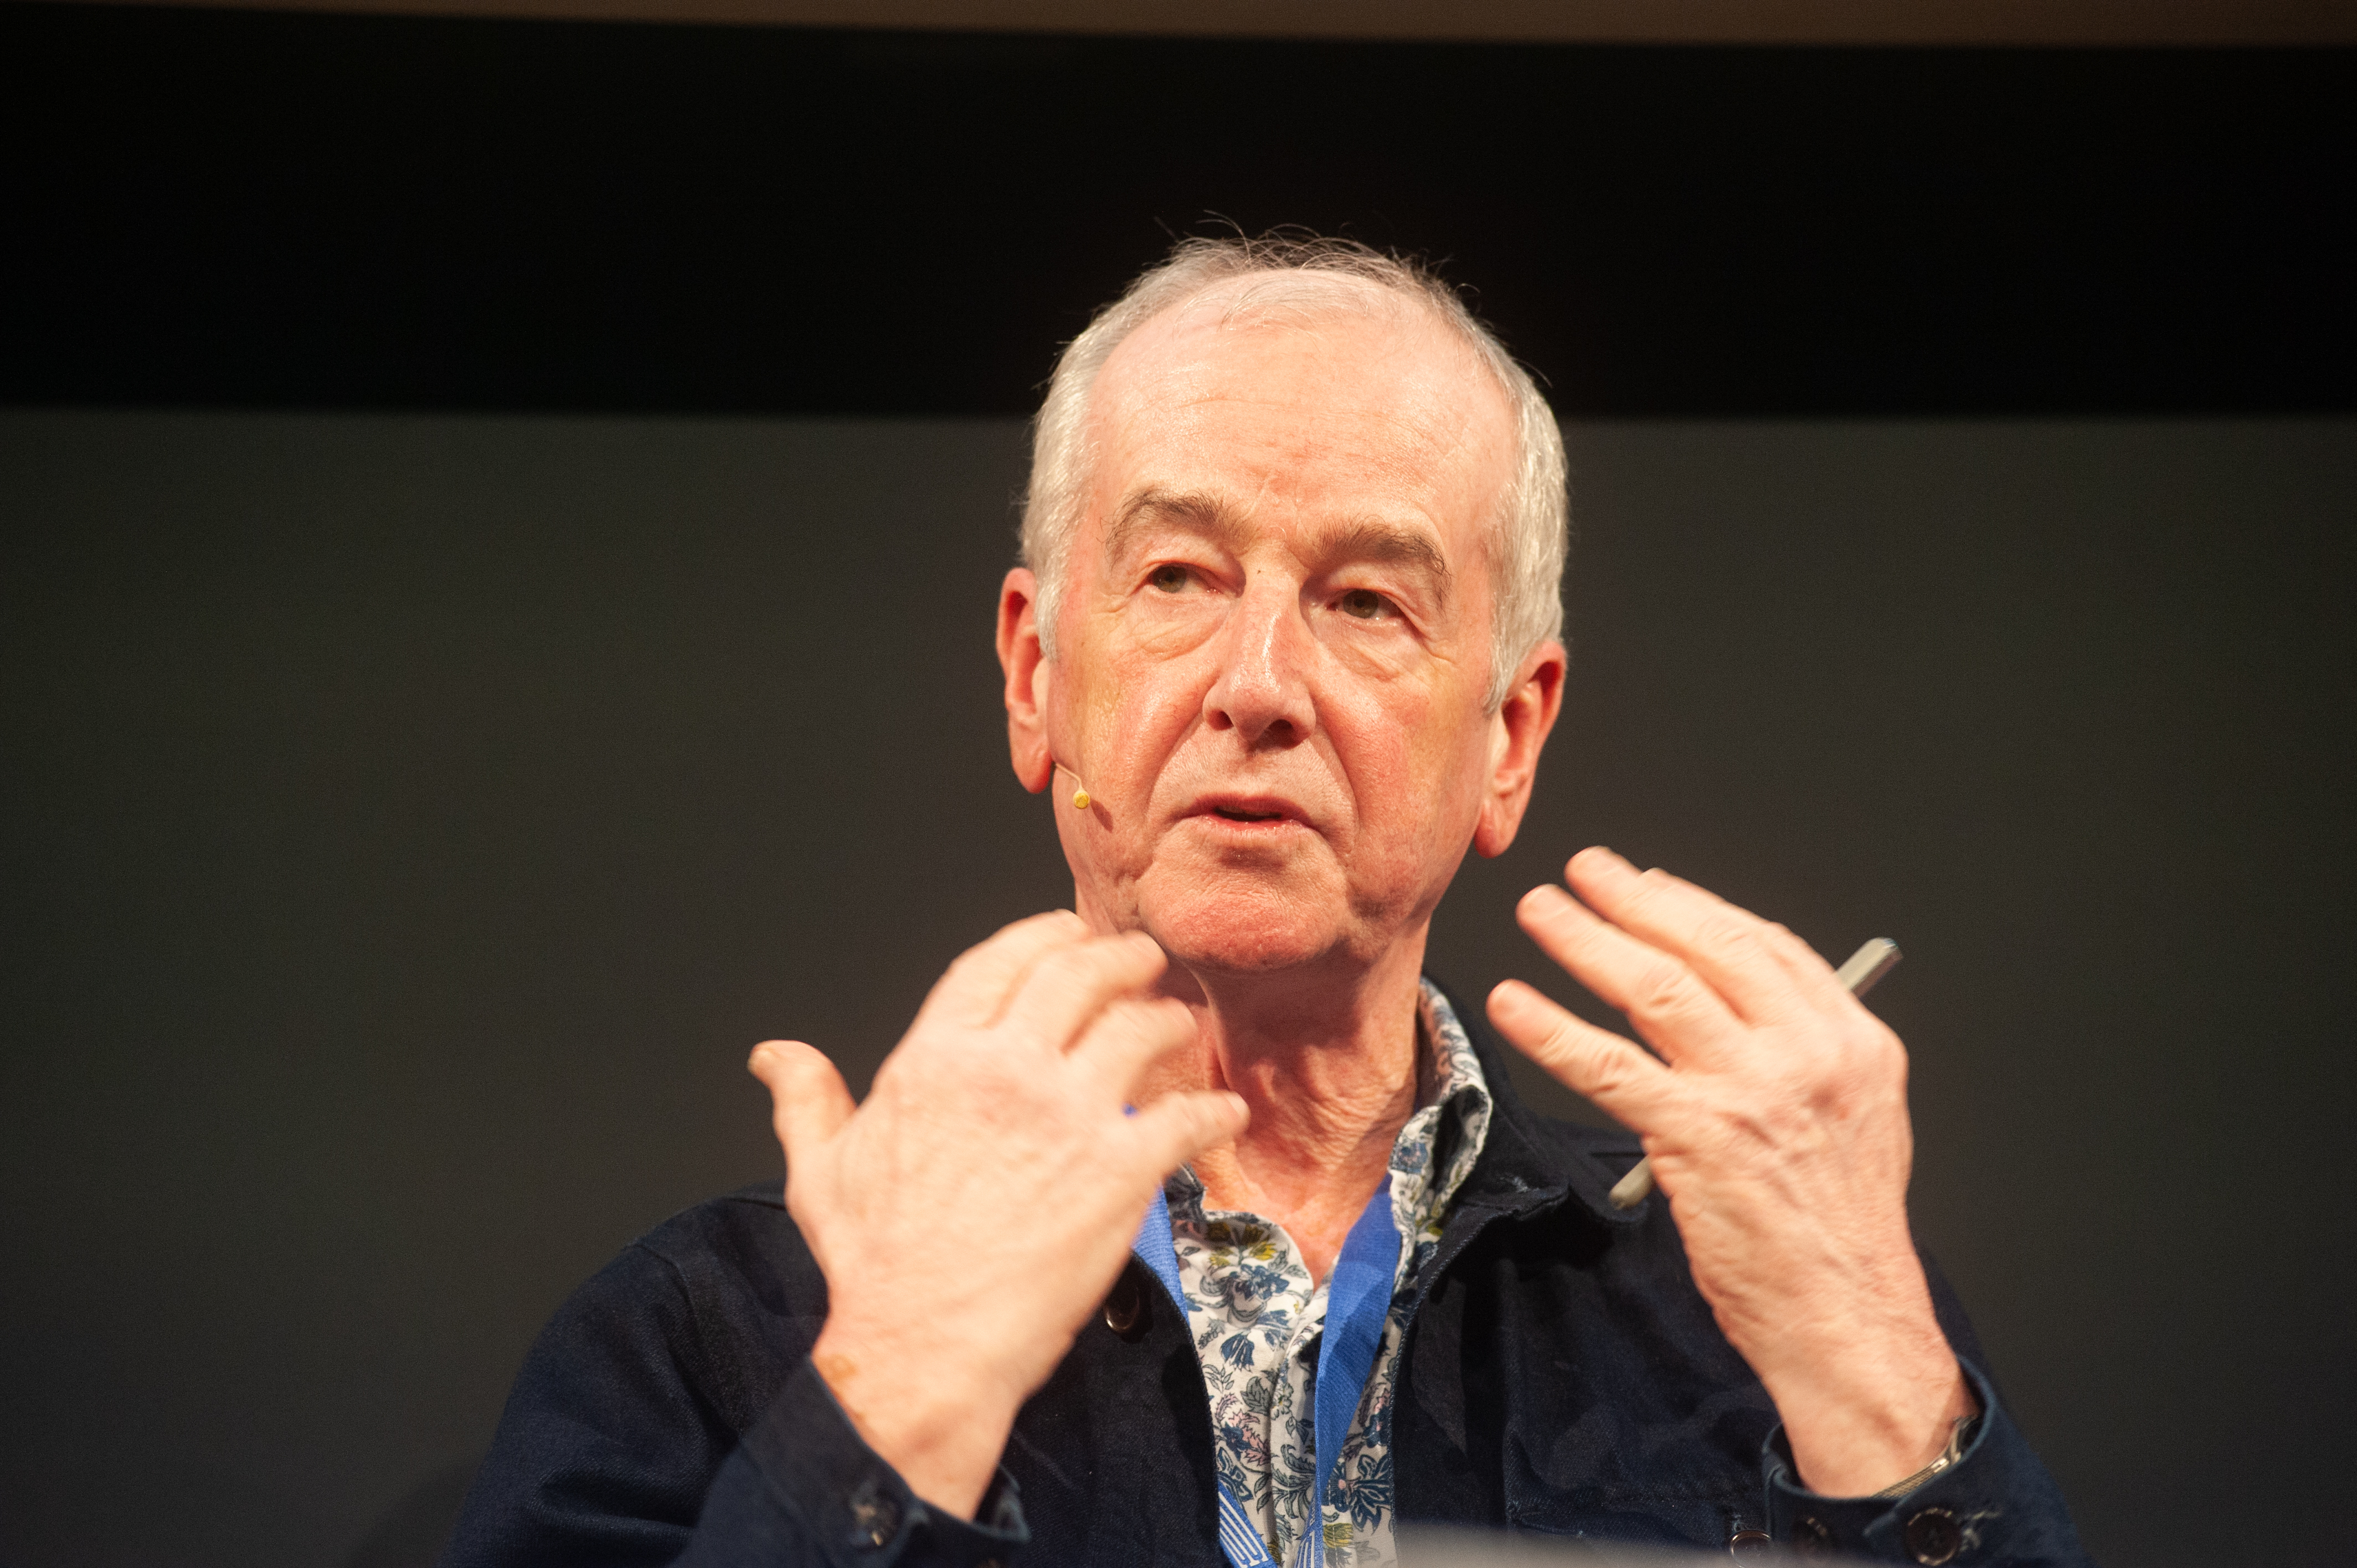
[
  {"left": 1486, "top": 979, "right": 1681, "bottom": 1130},
  {"left": 1563, "top": 848, "right": 1814, "bottom": 1024},
  {"left": 1516, "top": 882, "right": 1744, "bottom": 1062},
  {"left": 1001, "top": 929, "right": 1170, "bottom": 1052},
  {"left": 1125, "top": 1088, "right": 1252, "bottom": 1178},
  {"left": 747, "top": 1040, "right": 856, "bottom": 1165},
  {"left": 1754, "top": 917, "right": 1857, "bottom": 1008},
  {"left": 1068, "top": 995, "right": 1197, "bottom": 1097},
  {"left": 920, "top": 909, "right": 1094, "bottom": 1028}
]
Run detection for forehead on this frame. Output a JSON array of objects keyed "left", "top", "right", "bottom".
[{"left": 1083, "top": 280, "right": 1516, "bottom": 551}]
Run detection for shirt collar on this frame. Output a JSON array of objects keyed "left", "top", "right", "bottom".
[
  {"left": 1389, "top": 979, "right": 1495, "bottom": 1244},
  {"left": 1162, "top": 979, "right": 1495, "bottom": 1236}
]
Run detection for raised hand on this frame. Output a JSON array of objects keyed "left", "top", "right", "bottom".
[
  {"left": 747, "top": 911, "right": 1248, "bottom": 1518},
  {"left": 1486, "top": 848, "right": 1974, "bottom": 1498}
]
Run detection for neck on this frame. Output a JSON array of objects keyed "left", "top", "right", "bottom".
[{"left": 1135, "top": 930, "right": 1430, "bottom": 1281}]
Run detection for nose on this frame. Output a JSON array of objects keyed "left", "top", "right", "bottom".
[{"left": 1202, "top": 579, "right": 1318, "bottom": 749}]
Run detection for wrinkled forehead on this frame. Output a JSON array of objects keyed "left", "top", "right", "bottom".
[{"left": 1084, "top": 273, "right": 1518, "bottom": 525}]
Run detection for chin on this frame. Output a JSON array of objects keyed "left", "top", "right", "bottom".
[{"left": 1135, "top": 868, "right": 1354, "bottom": 976}]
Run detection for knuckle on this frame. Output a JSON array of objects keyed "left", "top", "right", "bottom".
[
  {"left": 1696, "top": 916, "right": 1764, "bottom": 964},
  {"left": 1627, "top": 960, "right": 1700, "bottom": 1019},
  {"left": 1610, "top": 880, "right": 1657, "bottom": 922},
  {"left": 1761, "top": 925, "right": 1809, "bottom": 966},
  {"left": 969, "top": 1060, "right": 1033, "bottom": 1110},
  {"left": 1857, "top": 1022, "right": 1909, "bottom": 1080},
  {"left": 1542, "top": 1024, "right": 1631, "bottom": 1095},
  {"left": 1579, "top": 1048, "right": 1641, "bottom": 1101},
  {"left": 1535, "top": 1015, "right": 1585, "bottom": 1066}
]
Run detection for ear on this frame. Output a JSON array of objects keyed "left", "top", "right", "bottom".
[
  {"left": 1472, "top": 639, "right": 1567, "bottom": 859},
  {"left": 997, "top": 568, "right": 1054, "bottom": 795}
]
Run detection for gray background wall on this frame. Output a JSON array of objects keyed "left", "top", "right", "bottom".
[{"left": 3, "top": 409, "right": 2350, "bottom": 1567}]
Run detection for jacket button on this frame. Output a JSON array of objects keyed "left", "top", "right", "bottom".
[
  {"left": 1788, "top": 1516, "right": 1834, "bottom": 1560},
  {"left": 1728, "top": 1526, "right": 1773, "bottom": 1556},
  {"left": 1102, "top": 1269, "right": 1147, "bottom": 1340},
  {"left": 848, "top": 1486, "right": 900, "bottom": 1548},
  {"left": 1905, "top": 1505, "right": 1963, "bottom": 1566}
]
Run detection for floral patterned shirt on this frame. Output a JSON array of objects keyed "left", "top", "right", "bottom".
[{"left": 1164, "top": 981, "right": 1494, "bottom": 1568}]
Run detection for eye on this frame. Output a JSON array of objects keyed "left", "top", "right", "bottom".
[
  {"left": 1337, "top": 588, "right": 1394, "bottom": 621},
  {"left": 1148, "top": 564, "right": 1194, "bottom": 594}
]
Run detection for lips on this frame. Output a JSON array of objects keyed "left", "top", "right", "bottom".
[{"left": 1191, "top": 793, "right": 1306, "bottom": 827}]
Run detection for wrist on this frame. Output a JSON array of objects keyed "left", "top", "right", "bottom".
[
  {"left": 1713, "top": 1226, "right": 1975, "bottom": 1495},
  {"left": 810, "top": 1317, "right": 1022, "bottom": 1519},
  {"left": 1865, "top": 1408, "right": 1980, "bottom": 1499},
  {"left": 1767, "top": 1344, "right": 1976, "bottom": 1498}
]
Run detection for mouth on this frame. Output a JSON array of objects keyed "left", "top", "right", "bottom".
[{"left": 1192, "top": 795, "right": 1307, "bottom": 830}]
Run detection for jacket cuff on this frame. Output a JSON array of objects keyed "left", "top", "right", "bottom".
[
  {"left": 737, "top": 1355, "right": 1030, "bottom": 1567},
  {"left": 1762, "top": 1360, "right": 2087, "bottom": 1566}
]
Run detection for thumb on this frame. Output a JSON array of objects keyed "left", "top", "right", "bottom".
[
  {"left": 1128, "top": 1089, "right": 1250, "bottom": 1179},
  {"left": 748, "top": 1040, "right": 856, "bottom": 1165}
]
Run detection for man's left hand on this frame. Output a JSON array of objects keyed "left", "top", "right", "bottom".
[{"left": 1488, "top": 846, "right": 1975, "bottom": 1498}]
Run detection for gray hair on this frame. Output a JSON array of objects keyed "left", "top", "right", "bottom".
[{"left": 1020, "top": 232, "right": 1568, "bottom": 710}]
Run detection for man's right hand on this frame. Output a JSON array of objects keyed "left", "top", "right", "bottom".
[{"left": 746, "top": 911, "right": 1248, "bottom": 1519}]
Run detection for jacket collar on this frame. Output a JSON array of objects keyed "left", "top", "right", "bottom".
[{"left": 1427, "top": 977, "right": 1651, "bottom": 1231}]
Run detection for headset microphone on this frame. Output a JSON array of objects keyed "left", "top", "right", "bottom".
[{"left": 1053, "top": 760, "right": 1093, "bottom": 812}]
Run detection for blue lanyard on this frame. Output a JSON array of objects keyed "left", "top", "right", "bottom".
[{"left": 1133, "top": 1178, "right": 1402, "bottom": 1568}]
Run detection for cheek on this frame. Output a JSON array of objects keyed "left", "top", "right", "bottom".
[
  {"left": 1077, "top": 644, "right": 1210, "bottom": 786},
  {"left": 1334, "top": 687, "right": 1488, "bottom": 850}
]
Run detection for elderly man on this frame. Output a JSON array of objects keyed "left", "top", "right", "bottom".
[{"left": 445, "top": 236, "right": 2086, "bottom": 1568}]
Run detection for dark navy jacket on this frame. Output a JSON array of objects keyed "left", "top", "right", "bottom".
[{"left": 443, "top": 997, "right": 2088, "bottom": 1567}]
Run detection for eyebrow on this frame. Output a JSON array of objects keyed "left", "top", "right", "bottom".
[
  {"left": 1324, "top": 518, "right": 1456, "bottom": 599},
  {"left": 1104, "top": 487, "right": 1456, "bottom": 604},
  {"left": 1104, "top": 488, "right": 1248, "bottom": 565}
]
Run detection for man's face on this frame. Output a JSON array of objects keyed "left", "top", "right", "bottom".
[{"left": 1022, "top": 291, "right": 1535, "bottom": 980}]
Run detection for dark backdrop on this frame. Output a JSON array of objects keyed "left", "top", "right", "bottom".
[
  {"left": 2, "top": 8, "right": 2353, "bottom": 1568},
  {"left": 3, "top": 6, "right": 2353, "bottom": 417}
]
